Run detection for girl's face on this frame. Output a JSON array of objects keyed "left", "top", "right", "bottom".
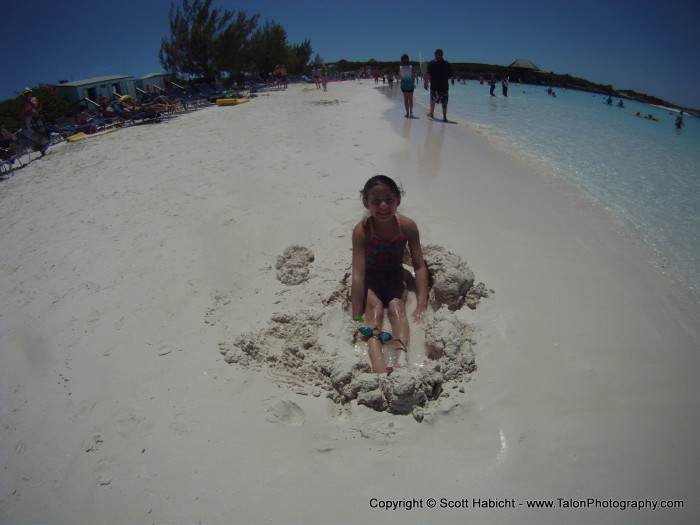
[{"left": 363, "top": 184, "right": 400, "bottom": 223}]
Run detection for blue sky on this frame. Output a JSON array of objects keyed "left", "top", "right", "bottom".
[{"left": 3, "top": 0, "right": 699, "bottom": 108}]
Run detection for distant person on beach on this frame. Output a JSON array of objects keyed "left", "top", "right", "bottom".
[
  {"left": 77, "top": 105, "right": 98, "bottom": 134},
  {"left": 321, "top": 71, "right": 329, "bottom": 92},
  {"left": 20, "top": 88, "right": 49, "bottom": 155},
  {"left": 424, "top": 48, "right": 452, "bottom": 121},
  {"left": 114, "top": 95, "right": 181, "bottom": 117},
  {"left": 351, "top": 175, "right": 429, "bottom": 374},
  {"left": 273, "top": 65, "right": 287, "bottom": 89},
  {"left": 21, "top": 88, "right": 41, "bottom": 128},
  {"left": 281, "top": 65, "right": 288, "bottom": 89},
  {"left": 97, "top": 96, "right": 116, "bottom": 118},
  {"left": 489, "top": 77, "right": 496, "bottom": 96},
  {"left": 1, "top": 123, "right": 17, "bottom": 142},
  {"left": 313, "top": 68, "right": 322, "bottom": 89},
  {"left": 1, "top": 123, "right": 18, "bottom": 160},
  {"left": 617, "top": 99, "right": 625, "bottom": 108},
  {"left": 399, "top": 53, "right": 416, "bottom": 118},
  {"left": 502, "top": 77, "right": 509, "bottom": 97}
]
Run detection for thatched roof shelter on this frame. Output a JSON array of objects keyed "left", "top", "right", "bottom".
[{"left": 508, "top": 59, "right": 540, "bottom": 70}]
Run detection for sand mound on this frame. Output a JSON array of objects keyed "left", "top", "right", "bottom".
[
  {"left": 420, "top": 244, "right": 490, "bottom": 310},
  {"left": 220, "top": 244, "right": 486, "bottom": 420},
  {"left": 275, "top": 245, "right": 314, "bottom": 285}
]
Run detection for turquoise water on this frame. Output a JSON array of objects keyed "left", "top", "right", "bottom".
[{"left": 414, "top": 82, "right": 700, "bottom": 303}]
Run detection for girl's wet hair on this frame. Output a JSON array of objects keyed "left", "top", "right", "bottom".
[
  {"left": 401, "top": 54, "right": 409, "bottom": 62},
  {"left": 361, "top": 175, "right": 403, "bottom": 199}
]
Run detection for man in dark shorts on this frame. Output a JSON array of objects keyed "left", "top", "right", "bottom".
[{"left": 424, "top": 49, "right": 452, "bottom": 122}]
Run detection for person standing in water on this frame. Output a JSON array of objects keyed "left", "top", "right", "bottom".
[{"left": 675, "top": 111, "right": 685, "bottom": 129}]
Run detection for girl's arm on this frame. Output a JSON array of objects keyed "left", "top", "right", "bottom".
[
  {"left": 403, "top": 218, "right": 429, "bottom": 322},
  {"left": 350, "top": 222, "right": 367, "bottom": 320}
]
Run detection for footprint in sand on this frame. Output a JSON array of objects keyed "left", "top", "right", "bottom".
[
  {"left": 264, "top": 398, "right": 306, "bottom": 426},
  {"left": 83, "top": 429, "right": 104, "bottom": 452},
  {"left": 205, "top": 290, "right": 232, "bottom": 326},
  {"left": 95, "top": 458, "right": 113, "bottom": 486},
  {"left": 326, "top": 399, "right": 352, "bottom": 422},
  {"left": 168, "top": 412, "right": 191, "bottom": 436}
]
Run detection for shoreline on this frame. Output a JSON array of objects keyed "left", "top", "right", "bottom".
[
  {"left": 1, "top": 81, "right": 699, "bottom": 524},
  {"left": 383, "top": 83, "right": 700, "bottom": 308}
]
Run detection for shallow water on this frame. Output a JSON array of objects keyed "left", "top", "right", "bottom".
[{"left": 410, "top": 82, "right": 700, "bottom": 303}]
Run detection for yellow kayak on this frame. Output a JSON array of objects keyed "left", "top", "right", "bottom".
[
  {"left": 66, "top": 128, "right": 117, "bottom": 142},
  {"left": 215, "top": 98, "right": 250, "bottom": 106}
]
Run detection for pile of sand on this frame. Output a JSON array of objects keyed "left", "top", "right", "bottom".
[
  {"left": 220, "top": 244, "right": 488, "bottom": 421},
  {"left": 410, "top": 243, "right": 490, "bottom": 310},
  {"left": 275, "top": 245, "right": 315, "bottom": 285}
]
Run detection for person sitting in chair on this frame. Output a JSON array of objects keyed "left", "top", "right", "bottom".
[{"left": 1, "top": 123, "right": 18, "bottom": 160}]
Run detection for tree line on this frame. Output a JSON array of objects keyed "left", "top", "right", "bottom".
[
  {"left": 159, "top": 0, "right": 314, "bottom": 82},
  {"left": 0, "top": 0, "right": 317, "bottom": 130}
]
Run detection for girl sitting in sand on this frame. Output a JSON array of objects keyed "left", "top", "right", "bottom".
[{"left": 351, "top": 175, "right": 429, "bottom": 374}]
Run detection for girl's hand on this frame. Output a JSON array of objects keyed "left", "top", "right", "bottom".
[{"left": 412, "top": 305, "right": 427, "bottom": 323}]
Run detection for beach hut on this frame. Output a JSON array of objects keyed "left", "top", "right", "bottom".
[
  {"left": 508, "top": 59, "right": 541, "bottom": 84},
  {"left": 135, "top": 73, "right": 173, "bottom": 95},
  {"left": 508, "top": 59, "right": 540, "bottom": 71},
  {"left": 54, "top": 75, "right": 134, "bottom": 107}
]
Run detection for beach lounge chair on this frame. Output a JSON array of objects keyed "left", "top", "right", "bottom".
[
  {"left": 46, "top": 117, "right": 117, "bottom": 142},
  {"left": 167, "top": 83, "right": 209, "bottom": 109},
  {"left": 110, "top": 102, "right": 156, "bottom": 125},
  {"left": 211, "top": 81, "right": 233, "bottom": 97},
  {"left": 1, "top": 134, "right": 39, "bottom": 176},
  {"left": 44, "top": 122, "right": 76, "bottom": 143},
  {"left": 194, "top": 83, "right": 221, "bottom": 102},
  {"left": 0, "top": 146, "right": 21, "bottom": 176}
]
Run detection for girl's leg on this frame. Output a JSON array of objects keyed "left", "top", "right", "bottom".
[
  {"left": 402, "top": 93, "right": 410, "bottom": 117},
  {"left": 407, "top": 93, "right": 414, "bottom": 117},
  {"left": 364, "top": 289, "right": 389, "bottom": 373},
  {"left": 385, "top": 278, "right": 410, "bottom": 367},
  {"left": 386, "top": 297, "right": 410, "bottom": 353}
]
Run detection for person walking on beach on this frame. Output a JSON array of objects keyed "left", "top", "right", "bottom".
[
  {"left": 351, "top": 175, "right": 429, "bottom": 374},
  {"left": 321, "top": 71, "right": 329, "bottom": 92},
  {"left": 502, "top": 76, "right": 509, "bottom": 97},
  {"left": 399, "top": 53, "right": 416, "bottom": 118},
  {"left": 424, "top": 48, "right": 452, "bottom": 121}
]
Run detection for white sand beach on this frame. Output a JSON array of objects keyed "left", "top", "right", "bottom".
[{"left": 1, "top": 81, "right": 699, "bottom": 524}]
